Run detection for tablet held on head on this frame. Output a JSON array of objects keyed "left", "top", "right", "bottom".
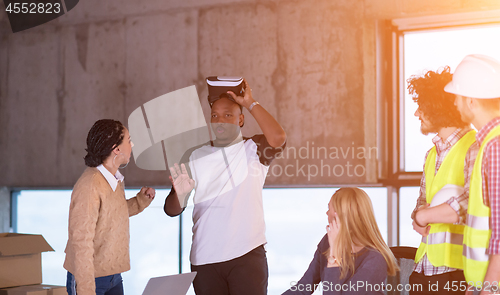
[{"left": 206, "top": 76, "right": 245, "bottom": 107}]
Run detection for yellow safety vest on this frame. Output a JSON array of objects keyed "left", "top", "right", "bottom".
[
  {"left": 463, "top": 125, "right": 500, "bottom": 286},
  {"left": 415, "top": 130, "right": 476, "bottom": 269}
]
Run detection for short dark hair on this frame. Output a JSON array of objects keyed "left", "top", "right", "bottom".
[
  {"left": 210, "top": 93, "right": 243, "bottom": 112},
  {"left": 84, "top": 119, "right": 125, "bottom": 167},
  {"left": 407, "top": 66, "right": 467, "bottom": 129}
]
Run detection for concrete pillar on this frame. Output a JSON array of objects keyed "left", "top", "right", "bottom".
[{"left": 0, "top": 187, "right": 10, "bottom": 233}]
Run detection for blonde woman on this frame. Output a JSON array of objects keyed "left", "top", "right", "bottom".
[{"left": 282, "top": 187, "right": 398, "bottom": 295}]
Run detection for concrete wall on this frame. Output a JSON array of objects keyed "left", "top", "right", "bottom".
[{"left": 1, "top": 0, "right": 500, "bottom": 187}]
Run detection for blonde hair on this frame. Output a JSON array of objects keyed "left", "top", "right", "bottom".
[{"left": 324, "top": 187, "right": 399, "bottom": 279}]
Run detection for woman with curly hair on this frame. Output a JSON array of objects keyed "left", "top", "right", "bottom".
[
  {"left": 282, "top": 187, "right": 398, "bottom": 294},
  {"left": 64, "top": 119, "right": 155, "bottom": 295}
]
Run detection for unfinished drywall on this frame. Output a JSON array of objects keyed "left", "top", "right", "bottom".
[{"left": 1, "top": 0, "right": 499, "bottom": 187}]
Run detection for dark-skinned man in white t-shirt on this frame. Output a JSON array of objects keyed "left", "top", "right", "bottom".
[{"left": 164, "top": 78, "right": 286, "bottom": 295}]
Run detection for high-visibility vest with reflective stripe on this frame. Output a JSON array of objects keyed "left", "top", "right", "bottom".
[
  {"left": 415, "top": 130, "right": 476, "bottom": 269},
  {"left": 463, "top": 125, "right": 500, "bottom": 286}
]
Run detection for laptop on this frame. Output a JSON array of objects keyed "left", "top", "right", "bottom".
[{"left": 142, "top": 272, "right": 197, "bottom": 295}]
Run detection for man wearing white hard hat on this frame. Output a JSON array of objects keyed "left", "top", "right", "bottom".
[
  {"left": 408, "top": 66, "right": 478, "bottom": 294},
  {"left": 448, "top": 54, "right": 500, "bottom": 294}
]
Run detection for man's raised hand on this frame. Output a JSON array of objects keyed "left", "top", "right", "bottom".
[{"left": 169, "top": 163, "right": 195, "bottom": 208}]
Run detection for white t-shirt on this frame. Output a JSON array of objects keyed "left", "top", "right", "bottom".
[{"left": 179, "top": 134, "right": 283, "bottom": 265}]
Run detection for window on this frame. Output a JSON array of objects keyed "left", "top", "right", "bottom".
[
  {"left": 15, "top": 187, "right": 387, "bottom": 295},
  {"left": 399, "top": 187, "right": 421, "bottom": 247},
  {"left": 403, "top": 25, "right": 500, "bottom": 172},
  {"left": 383, "top": 11, "right": 500, "bottom": 246},
  {"left": 399, "top": 25, "right": 500, "bottom": 244},
  {"left": 15, "top": 189, "right": 179, "bottom": 295}
]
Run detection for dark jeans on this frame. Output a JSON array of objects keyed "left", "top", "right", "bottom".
[
  {"left": 66, "top": 271, "right": 124, "bottom": 295},
  {"left": 191, "top": 245, "right": 268, "bottom": 295},
  {"left": 409, "top": 270, "right": 466, "bottom": 295}
]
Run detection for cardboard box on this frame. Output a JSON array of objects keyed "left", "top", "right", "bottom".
[
  {"left": 0, "top": 233, "right": 54, "bottom": 289},
  {"left": 0, "top": 284, "right": 66, "bottom": 295}
]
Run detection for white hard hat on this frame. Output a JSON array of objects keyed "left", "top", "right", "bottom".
[
  {"left": 444, "top": 54, "right": 500, "bottom": 99},
  {"left": 430, "top": 184, "right": 465, "bottom": 207}
]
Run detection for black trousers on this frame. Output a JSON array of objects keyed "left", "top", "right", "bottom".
[
  {"left": 191, "top": 245, "right": 268, "bottom": 295},
  {"left": 409, "top": 270, "right": 466, "bottom": 295}
]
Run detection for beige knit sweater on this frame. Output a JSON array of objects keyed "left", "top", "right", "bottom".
[{"left": 63, "top": 167, "right": 152, "bottom": 295}]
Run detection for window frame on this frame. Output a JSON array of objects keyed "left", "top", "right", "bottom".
[{"left": 377, "top": 10, "right": 500, "bottom": 246}]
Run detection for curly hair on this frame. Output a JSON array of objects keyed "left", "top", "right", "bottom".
[
  {"left": 407, "top": 66, "right": 467, "bottom": 129},
  {"left": 84, "top": 119, "right": 125, "bottom": 167}
]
